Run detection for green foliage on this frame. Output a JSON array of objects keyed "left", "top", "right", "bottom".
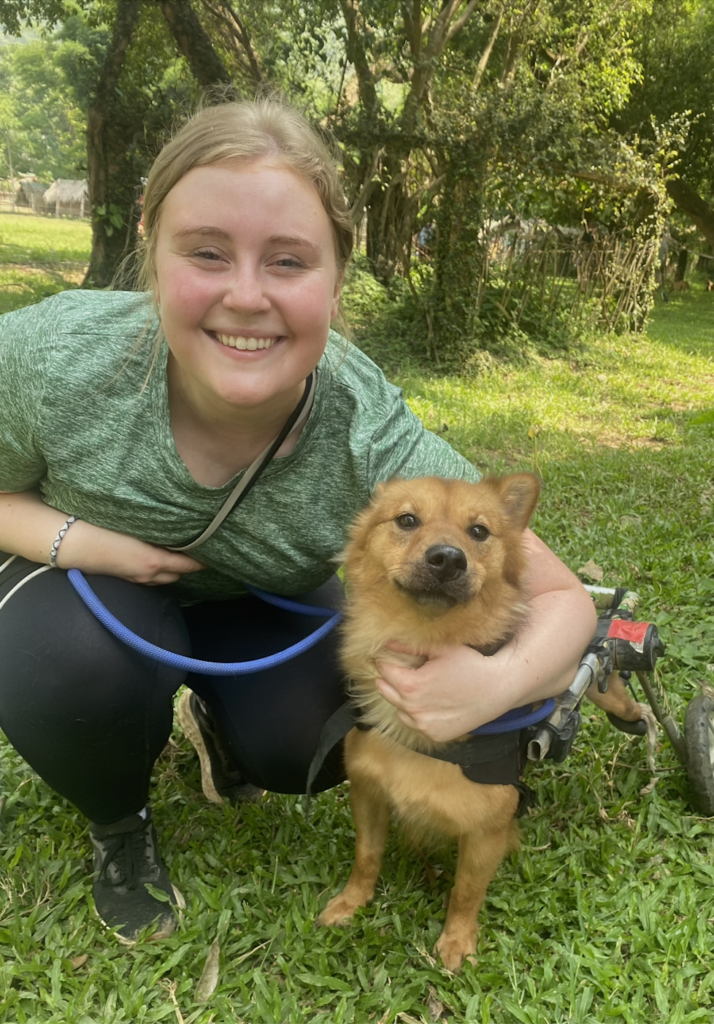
[
  {"left": 0, "top": 35, "right": 86, "bottom": 180},
  {"left": 2, "top": 225, "right": 714, "bottom": 1023},
  {"left": 613, "top": 0, "right": 714, "bottom": 196},
  {"left": 341, "top": 254, "right": 428, "bottom": 372},
  {"left": 93, "top": 202, "right": 124, "bottom": 237}
]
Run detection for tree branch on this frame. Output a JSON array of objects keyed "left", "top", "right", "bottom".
[
  {"left": 666, "top": 177, "right": 714, "bottom": 251},
  {"left": 159, "top": 0, "right": 231, "bottom": 86},
  {"left": 446, "top": 0, "right": 480, "bottom": 43},
  {"left": 200, "top": 1, "right": 262, "bottom": 84},
  {"left": 350, "top": 145, "right": 385, "bottom": 222},
  {"left": 473, "top": 4, "right": 503, "bottom": 90},
  {"left": 339, "top": 0, "right": 379, "bottom": 118}
]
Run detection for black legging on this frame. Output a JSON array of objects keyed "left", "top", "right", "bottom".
[{"left": 0, "top": 555, "right": 346, "bottom": 825}]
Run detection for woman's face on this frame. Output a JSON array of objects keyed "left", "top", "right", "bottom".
[{"left": 154, "top": 159, "right": 342, "bottom": 416}]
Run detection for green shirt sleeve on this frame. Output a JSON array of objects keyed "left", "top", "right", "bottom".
[
  {"left": 365, "top": 381, "right": 481, "bottom": 488},
  {"left": 0, "top": 300, "right": 53, "bottom": 490}
]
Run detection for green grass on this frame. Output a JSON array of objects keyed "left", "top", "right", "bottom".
[
  {"left": 2, "top": 219, "right": 714, "bottom": 1022},
  {"left": 0, "top": 212, "right": 90, "bottom": 315}
]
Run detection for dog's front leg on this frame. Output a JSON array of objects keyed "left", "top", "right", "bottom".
[
  {"left": 318, "top": 775, "right": 391, "bottom": 927},
  {"left": 587, "top": 671, "right": 654, "bottom": 726},
  {"left": 435, "top": 822, "right": 516, "bottom": 972}
]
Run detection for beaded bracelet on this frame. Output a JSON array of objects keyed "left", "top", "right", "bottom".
[{"left": 49, "top": 515, "right": 79, "bottom": 568}]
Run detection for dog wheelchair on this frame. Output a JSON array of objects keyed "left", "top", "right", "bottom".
[{"left": 527, "top": 585, "right": 714, "bottom": 816}]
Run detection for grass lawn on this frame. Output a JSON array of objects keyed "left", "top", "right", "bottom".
[
  {"left": 1, "top": 218, "right": 714, "bottom": 1023},
  {"left": 0, "top": 212, "right": 90, "bottom": 315}
]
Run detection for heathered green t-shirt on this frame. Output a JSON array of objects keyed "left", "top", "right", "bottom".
[{"left": 0, "top": 290, "right": 480, "bottom": 600}]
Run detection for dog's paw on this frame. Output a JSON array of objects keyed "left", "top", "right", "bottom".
[
  {"left": 317, "top": 894, "right": 361, "bottom": 927},
  {"left": 434, "top": 932, "right": 476, "bottom": 973}
]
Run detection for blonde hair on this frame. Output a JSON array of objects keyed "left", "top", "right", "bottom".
[{"left": 136, "top": 98, "right": 353, "bottom": 293}]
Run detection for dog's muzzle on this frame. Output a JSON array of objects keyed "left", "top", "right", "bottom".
[{"left": 396, "top": 545, "right": 474, "bottom": 608}]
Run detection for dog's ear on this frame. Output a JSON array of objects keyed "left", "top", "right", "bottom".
[{"left": 492, "top": 473, "right": 541, "bottom": 529}]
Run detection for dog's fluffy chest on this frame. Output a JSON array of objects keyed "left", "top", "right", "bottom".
[{"left": 344, "top": 728, "right": 519, "bottom": 840}]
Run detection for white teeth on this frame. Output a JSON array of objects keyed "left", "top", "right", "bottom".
[{"left": 216, "top": 333, "right": 277, "bottom": 351}]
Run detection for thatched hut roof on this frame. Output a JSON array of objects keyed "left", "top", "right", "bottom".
[
  {"left": 44, "top": 179, "right": 89, "bottom": 204},
  {"left": 16, "top": 180, "right": 47, "bottom": 201}
]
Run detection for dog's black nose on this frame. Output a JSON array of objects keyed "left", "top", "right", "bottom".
[{"left": 424, "top": 545, "right": 467, "bottom": 581}]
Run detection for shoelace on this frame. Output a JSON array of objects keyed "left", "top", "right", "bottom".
[{"left": 99, "top": 827, "right": 147, "bottom": 891}]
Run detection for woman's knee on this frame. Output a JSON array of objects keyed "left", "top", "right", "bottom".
[{"left": 0, "top": 566, "right": 189, "bottom": 718}]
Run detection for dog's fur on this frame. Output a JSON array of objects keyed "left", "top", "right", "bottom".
[
  {"left": 672, "top": 279, "right": 690, "bottom": 292},
  {"left": 318, "top": 474, "right": 649, "bottom": 971}
]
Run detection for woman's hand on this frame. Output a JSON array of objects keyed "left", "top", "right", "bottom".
[
  {"left": 0, "top": 490, "right": 205, "bottom": 584},
  {"left": 376, "top": 642, "right": 516, "bottom": 742},
  {"left": 375, "top": 529, "right": 598, "bottom": 743},
  {"left": 57, "top": 520, "right": 205, "bottom": 584}
]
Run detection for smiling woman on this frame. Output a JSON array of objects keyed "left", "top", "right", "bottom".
[
  {"left": 0, "top": 98, "right": 595, "bottom": 953},
  {"left": 155, "top": 161, "right": 342, "bottom": 484}
]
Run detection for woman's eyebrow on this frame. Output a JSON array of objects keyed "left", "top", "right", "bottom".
[
  {"left": 171, "top": 228, "right": 321, "bottom": 254},
  {"left": 173, "top": 226, "right": 231, "bottom": 239},
  {"left": 269, "top": 235, "right": 321, "bottom": 253}
]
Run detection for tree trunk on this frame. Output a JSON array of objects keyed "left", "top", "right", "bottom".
[
  {"left": 666, "top": 178, "right": 714, "bottom": 252},
  {"left": 364, "top": 151, "right": 415, "bottom": 284},
  {"left": 159, "top": 0, "right": 231, "bottom": 85},
  {"left": 675, "top": 247, "right": 688, "bottom": 282},
  {"left": 82, "top": 0, "right": 143, "bottom": 289},
  {"left": 429, "top": 152, "right": 486, "bottom": 363}
]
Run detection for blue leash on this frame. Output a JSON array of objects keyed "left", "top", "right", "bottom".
[
  {"left": 66, "top": 569, "right": 553, "bottom": 733},
  {"left": 66, "top": 568, "right": 342, "bottom": 676},
  {"left": 471, "top": 699, "right": 555, "bottom": 735}
]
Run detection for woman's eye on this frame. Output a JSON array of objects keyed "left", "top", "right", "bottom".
[
  {"left": 395, "top": 513, "right": 420, "bottom": 530},
  {"left": 191, "top": 248, "right": 223, "bottom": 262},
  {"left": 469, "top": 524, "right": 490, "bottom": 542},
  {"left": 274, "top": 256, "right": 306, "bottom": 269}
]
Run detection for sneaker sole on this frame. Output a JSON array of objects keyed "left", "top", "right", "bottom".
[
  {"left": 177, "top": 689, "right": 224, "bottom": 805},
  {"left": 98, "top": 885, "right": 186, "bottom": 946}
]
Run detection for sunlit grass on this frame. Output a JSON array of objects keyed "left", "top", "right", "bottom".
[
  {"left": 0, "top": 213, "right": 89, "bottom": 313},
  {"left": 1, "top": 221, "right": 714, "bottom": 1022},
  {"left": 0, "top": 211, "right": 91, "bottom": 265}
]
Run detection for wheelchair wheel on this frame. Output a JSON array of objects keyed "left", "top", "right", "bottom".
[{"left": 684, "top": 695, "right": 714, "bottom": 816}]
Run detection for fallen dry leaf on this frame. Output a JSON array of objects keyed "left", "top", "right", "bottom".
[
  {"left": 69, "top": 954, "right": 88, "bottom": 970},
  {"left": 426, "top": 985, "right": 445, "bottom": 1020},
  {"left": 195, "top": 938, "right": 221, "bottom": 1003},
  {"left": 577, "top": 559, "right": 604, "bottom": 582}
]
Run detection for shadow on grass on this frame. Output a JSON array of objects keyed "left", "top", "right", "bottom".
[{"left": 0, "top": 266, "right": 83, "bottom": 316}]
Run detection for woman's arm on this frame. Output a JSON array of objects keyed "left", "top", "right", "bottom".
[
  {"left": 375, "top": 529, "right": 597, "bottom": 742},
  {"left": 0, "top": 490, "right": 205, "bottom": 585}
]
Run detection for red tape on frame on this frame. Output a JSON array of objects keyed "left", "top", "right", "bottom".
[{"left": 607, "top": 620, "right": 649, "bottom": 644}]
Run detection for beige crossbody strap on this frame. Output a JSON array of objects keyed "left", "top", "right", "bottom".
[{"left": 169, "top": 372, "right": 316, "bottom": 553}]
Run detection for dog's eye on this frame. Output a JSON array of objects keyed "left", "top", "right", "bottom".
[
  {"left": 468, "top": 524, "right": 490, "bottom": 542},
  {"left": 395, "top": 513, "right": 420, "bottom": 530}
]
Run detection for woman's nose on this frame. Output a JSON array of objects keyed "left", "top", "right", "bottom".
[{"left": 222, "top": 262, "right": 271, "bottom": 314}]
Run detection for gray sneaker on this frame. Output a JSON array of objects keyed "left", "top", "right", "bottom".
[
  {"left": 89, "top": 808, "right": 184, "bottom": 944},
  {"left": 177, "top": 688, "right": 264, "bottom": 805}
]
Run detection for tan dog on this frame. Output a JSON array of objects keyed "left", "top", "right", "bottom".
[
  {"left": 672, "top": 280, "right": 690, "bottom": 292},
  {"left": 318, "top": 474, "right": 649, "bottom": 971}
]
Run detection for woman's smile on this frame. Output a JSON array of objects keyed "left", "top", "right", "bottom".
[{"left": 212, "top": 332, "right": 280, "bottom": 352}]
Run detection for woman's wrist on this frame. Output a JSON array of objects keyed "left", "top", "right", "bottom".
[{"left": 49, "top": 515, "right": 80, "bottom": 567}]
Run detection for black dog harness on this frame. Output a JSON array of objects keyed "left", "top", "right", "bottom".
[{"left": 306, "top": 701, "right": 535, "bottom": 817}]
